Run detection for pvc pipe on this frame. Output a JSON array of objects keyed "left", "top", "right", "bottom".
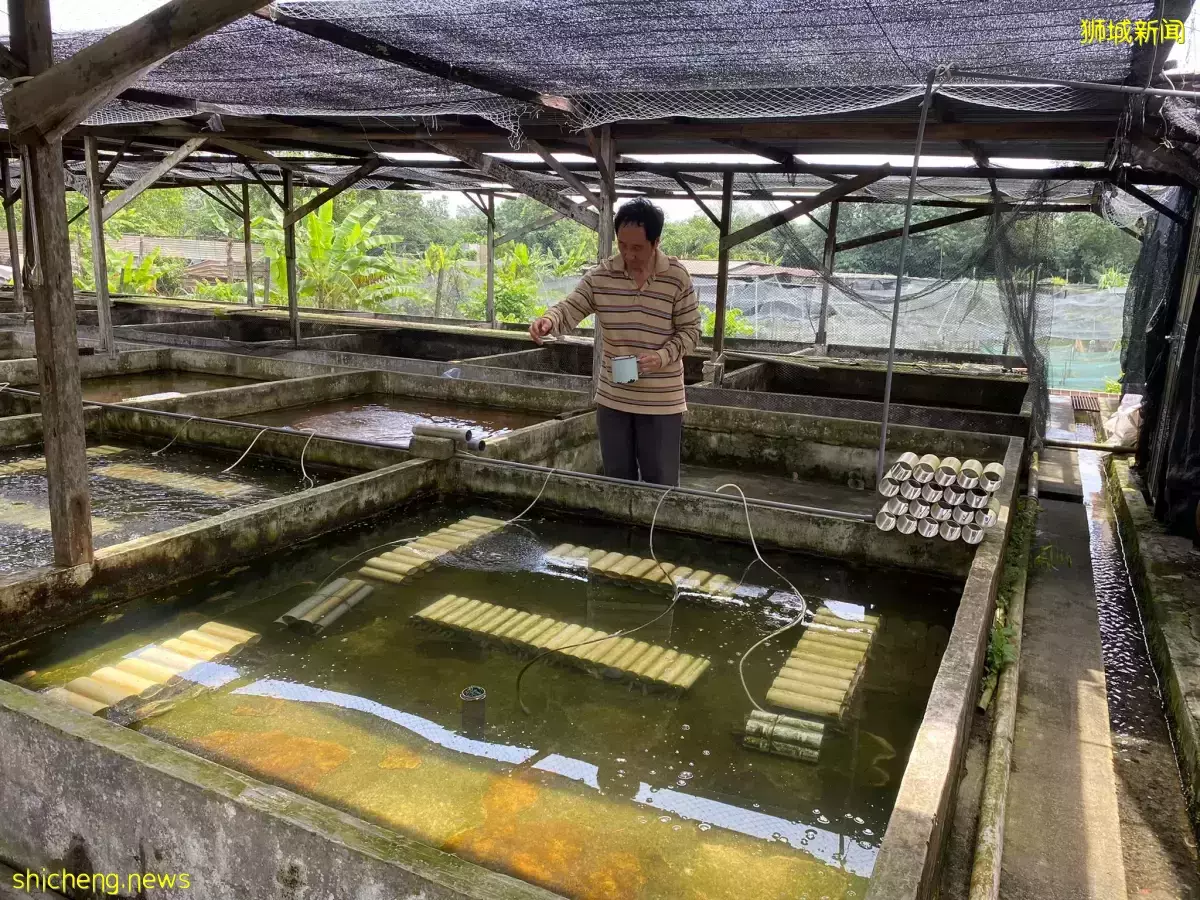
[
  {"left": 913, "top": 453, "right": 939, "bottom": 484},
  {"left": 943, "top": 485, "right": 965, "bottom": 506},
  {"left": 962, "top": 523, "right": 984, "bottom": 544},
  {"left": 917, "top": 518, "right": 940, "bottom": 538},
  {"left": 921, "top": 483, "right": 943, "bottom": 504},
  {"left": 878, "top": 476, "right": 900, "bottom": 498},
  {"left": 958, "top": 459, "right": 983, "bottom": 490},
  {"left": 909, "top": 499, "right": 931, "bottom": 519},
  {"left": 882, "top": 497, "right": 908, "bottom": 516},
  {"left": 893, "top": 451, "right": 920, "bottom": 479},
  {"left": 939, "top": 521, "right": 962, "bottom": 541},
  {"left": 279, "top": 579, "right": 348, "bottom": 624},
  {"left": 412, "top": 424, "right": 473, "bottom": 442},
  {"left": 975, "top": 502, "right": 999, "bottom": 529},
  {"left": 935, "top": 456, "right": 962, "bottom": 487},
  {"left": 952, "top": 505, "right": 975, "bottom": 526},
  {"left": 899, "top": 480, "right": 922, "bottom": 501},
  {"left": 966, "top": 489, "right": 990, "bottom": 510},
  {"left": 312, "top": 583, "right": 374, "bottom": 632},
  {"left": 896, "top": 512, "right": 918, "bottom": 534},
  {"left": 981, "top": 463, "right": 1006, "bottom": 493}
]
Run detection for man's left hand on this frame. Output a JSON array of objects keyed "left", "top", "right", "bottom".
[{"left": 637, "top": 353, "right": 663, "bottom": 374}]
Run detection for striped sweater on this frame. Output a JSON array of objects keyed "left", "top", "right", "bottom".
[{"left": 544, "top": 251, "right": 700, "bottom": 415}]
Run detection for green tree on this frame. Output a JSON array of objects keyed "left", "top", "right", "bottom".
[
  {"left": 255, "top": 199, "right": 416, "bottom": 310},
  {"left": 464, "top": 242, "right": 544, "bottom": 322},
  {"left": 420, "top": 242, "right": 470, "bottom": 317}
]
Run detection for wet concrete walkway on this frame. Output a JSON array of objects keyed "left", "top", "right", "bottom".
[{"left": 1000, "top": 497, "right": 1127, "bottom": 900}]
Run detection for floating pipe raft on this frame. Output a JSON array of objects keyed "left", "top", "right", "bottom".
[
  {"left": 544, "top": 544, "right": 743, "bottom": 600},
  {"left": 43, "top": 621, "right": 259, "bottom": 717},
  {"left": 357, "top": 516, "right": 507, "bottom": 586},
  {"left": 741, "top": 709, "right": 826, "bottom": 762},
  {"left": 0, "top": 445, "right": 124, "bottom": 476},
  {"left": 764, "top": 605, "right": 878, "bottom": 723},
  {"left": 0, "top": 499, "right": 119, "bottom": 535},
  {"left": 412, "top": 594, "right": 711, "bottom": 691},
  {"left": 94, "top": 463, "right": 257, "bottom": 499},
  {"left": 280, "top": 579, "right": 374, "bottom": 634}
]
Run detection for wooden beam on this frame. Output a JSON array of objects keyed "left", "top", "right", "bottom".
[
  {"left": 722, "top": 166, "right": 891, "bottom": 250},
  {"left": 101, "top": 136, "right": 205, "bottom": 221},
  {"left": 1117, "top": 180, "right": 1187, "bottom": 227},
  {"left": 835, "top": 206, "right": 991, "bottom": 253},
  {"left": 426, "top": 140, "right": 599, "bottom": 231},
  {"left": 256, "top": 4, "right": 571, "bottom": 114},
  {"left": 816, "top": 201, "right": 839, "bottom": 346},
  {"left": 283, "top": 170, "right": 299, "bottom": 345},
  {"left": 207, "top": 137, "right": 310, "bottom": 172},
  {"left": 593, "top": 125, "right": 615, "bottom": 398},
  {"left": 484, "top": 193, "right": 495, "bottom": 326},
  {"left": 712, "top": 171, "right": 735, "bottom": 361},
  {"left": 524, "top": 138, "right": 602, "bottom": 210},
  {"left": 714, "top": 137, "right": 798, "bottom": 170},
  {"left": 496, "top": 210, "right": 564, "bottom": 246},
  {"left": 196, "top": 184, "right": 244, "bottom": 219},
  {"left": 84, "top": 135, "right": 115, "bottom": 354},
  {"left": 806, "top": 212, "right": 828, "bottom": 234},
  {"left": 242, "top": 182, "right": 254, "bottom": 306},
  {"left": 584, "top": 129, "right": 616, "bottom": 193},
  {"left": 463, "top": 191, "right": 488, "bottom": 216},
  {"left": 14, "top": 0, "right": 93, "bottom": 566},
  {"left": 0, "top": 43, "right": 24, "bottom": 79},
  {"left": 673, "top": 175, "right": 721, "bottom": 228},
  {"left": 242, "top": 160, "right": 284, "bottom": 209},
  {"left": 283, "top": 157, "right": 382, "bottom": 228},
  {"left": 97, "top": 138, "right": 131, "bottom": 185},
  {"left": 3, "top": 0, "right": 263, "bottom": 143},
  {"left": 0, "top": 156, "right": 23, "bottom": 313}
]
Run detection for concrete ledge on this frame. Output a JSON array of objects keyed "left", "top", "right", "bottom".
[
  {"left": 687, "top": 385, "right": 1029, "bottom": 437},
  {"left": 0, "top": 413, "right": 46, "bottom": 447},
  {"left": 1106, "top": 456, "right": 1200, "bottom": 828},
  {"left": 373, "top": 370, "right": 588, "bottom": 415},
  {"left": 448, "top": 456, "right": 973, "bottom": 577},
  {"left": 141, "top": 371, "right": 373, "bottom": 420},
  {"left": 485, "top": 412, "right": 599, "bottom": 471},
  {"left": 0, "top": 459, "right": 438, "bottom": 644},
  {"left": 0, "top": 680, "right": 557, "bottom": 900},
  {"left": 867, "top": 436, "right": 1024, "bottom": 900}
]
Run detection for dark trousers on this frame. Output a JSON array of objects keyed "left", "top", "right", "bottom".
[{"left": 595, "top": 404, "right": 683, "bottom": 486}]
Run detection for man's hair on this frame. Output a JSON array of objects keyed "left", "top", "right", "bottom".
[{"left": 614, "top": 197, "right": 665, "bottom": 243}]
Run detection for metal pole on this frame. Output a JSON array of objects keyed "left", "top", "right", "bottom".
[
  {"left": 485, "top": 191, "right": 495, "bottom": 326},
  {"left": 283, "top": 169, "right": 299, "bottom": 346},
  {"left": 242, "top": 182, "right": 254, "bottom": 306},
  {"left": 877, "top": 69, "right": 939, "bottom": 487},
  {"left": 711, "top": 171, "right": 735, "bottom": 374},
  {"left": 816, "top": 200, "right": 839, "bottom": 350},
  {"left": 592, "top": 124, "right": 614, "bottom": 400},
  {"left": 950, "top": 67, "right": 1200, "bottom": 102},
  {"left": 84, "top": 135, "right": 115, "bottom": 355},
  {"left": 0, "top": 155, "right": 24, "bottom": 313}
]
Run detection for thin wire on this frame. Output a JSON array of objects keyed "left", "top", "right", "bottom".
[
  {"left": 151, "top": 415, "right": 197, "bottom": 456},
  {"left": 221, "top": 427, "right": 270, "bottom": 474},
  {"left": 298, "top": 428, "right": 317, "bottom": 488},
  {"left": 516, "top": 485, "right": 684, "bottom": 716},
  {"left": 714, "top": 483, "right": 810, "bottom": 712}
]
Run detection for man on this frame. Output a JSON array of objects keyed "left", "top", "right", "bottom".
[{"left": 529, "top": 198, "right": 700, "bottom": 485}]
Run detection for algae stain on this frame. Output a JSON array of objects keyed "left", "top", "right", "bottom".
[
  {"left": 379, "top": 745, "right": 422, "bottom": 770},
  {"left": 196, "top": 729, "right": 352, "bottom": 790}
]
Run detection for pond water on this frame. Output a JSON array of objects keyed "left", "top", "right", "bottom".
[
  {"left": 0, "top": 439, "right": 325, "bottom": 575},
  {"left": 79, "top": 371, "right": 262, "bottom": 403},
  {"left": 2, "top": 501, "right": 961, "bottom": 899},
  {"left": 230, "top": 393, "right": 546, "bottom": 446}
]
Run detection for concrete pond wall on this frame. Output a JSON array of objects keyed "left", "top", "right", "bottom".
[{"left": 0, "top": 405, "right": 1022, "bottom": 900}]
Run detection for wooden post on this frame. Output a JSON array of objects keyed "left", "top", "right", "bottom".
[
  {"left": 283, "top": 169, "right": 299, "bottom": 345},
  {"left": 711, "top": 171, "right": 735, "bottom": 369},
  {"left": 592, "top": 125, "right": 615, "bottom": 399},
  {"left": 485, "top": 192, "right": 495, "bottom": 327},
  {"left": 242, "top": 182, "right": 254, "bottom": 305},
  {"left": 83, "top": 135, "right": 114, "bottom": 354},
  {"left": 816, "top": 200, "right": 839, "bottom": 349},
  {"left": 225, "top": 237, "right": 234, "bottom": 284},
  {"left": 13, "top": 0, "right": 92, "bottom": 566},
  {"left": 0, "top": 154, "right": 24, "bottom": 312}
]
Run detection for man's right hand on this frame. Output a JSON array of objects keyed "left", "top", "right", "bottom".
[{"left": 529, "top": 316, "right": 553, "bottom": 345}]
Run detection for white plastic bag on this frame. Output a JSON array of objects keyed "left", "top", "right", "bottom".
[{"left": 1103, "top": 393, "right": 1142, "bottom": 446}]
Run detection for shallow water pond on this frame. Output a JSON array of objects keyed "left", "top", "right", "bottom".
[{"left": 3, "top": 501, "right": 960, "bottom": 899}]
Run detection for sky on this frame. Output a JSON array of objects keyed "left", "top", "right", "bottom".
[{"left": 3, "top": 0, "right": 1193, "bottom": 220}]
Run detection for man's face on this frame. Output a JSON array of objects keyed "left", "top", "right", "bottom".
[{"left": 617, "top": 223, "right": 657, "bottom": 271}]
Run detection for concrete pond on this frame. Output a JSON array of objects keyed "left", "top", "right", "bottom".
[{"left": 0, "top": 343, "right": 1022, "bottom": 900}]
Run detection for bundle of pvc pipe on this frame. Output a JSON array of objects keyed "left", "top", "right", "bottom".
[
  {"left": 873, "top": 453, "right": 1007, "bottom": 543},
  {"left": 281, "top": 579, "right": 374, "bottom": 634},
  {"left": 741, "top": 709, "right": 825, "bottom": 763}
]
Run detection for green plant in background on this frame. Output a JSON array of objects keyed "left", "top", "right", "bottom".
[
  {"left": 73, "top": 249, "right": 183, "bottom": 295},
  {"left": 256, "top": 200, "right": 418, "bottom": 310},
  {"left": 193, "top": 280, "right": 250, "bottom": 302},
  {"left": 420, "top": 242, "right": 470, "bottom": 318},
  {"left": 1104, "top": 374, "right": 1123, "bottom": 394},
  {"left": 701, "top": 306, "right": 754, "bottom": 338},
  {"left": 1033, "top": 543, "right": 1072, "bottom": 572},
  {"left": 1098, "top": 266, "right": 1130, "bottom": 289},
  {"left": 464, "top": 242, "right": 542, "bottom": 323}
]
